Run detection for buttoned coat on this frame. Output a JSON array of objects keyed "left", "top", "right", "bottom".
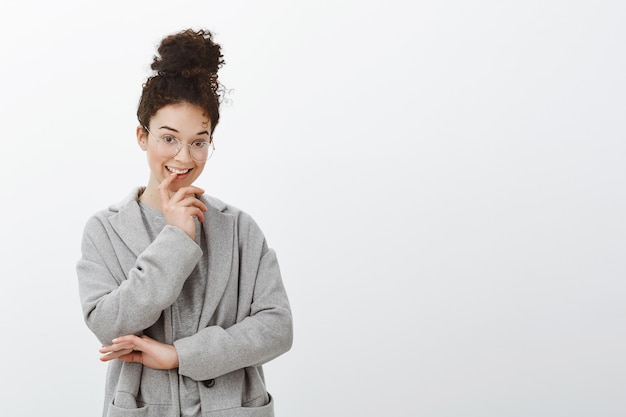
[{"left": 77, "top": 188, "right": 293, "bottom": 417}]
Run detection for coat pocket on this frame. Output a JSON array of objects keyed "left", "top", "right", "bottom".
[
  {"left": 203, "top": 393, "right": 274, "bottom": 417},
  {"left": 105, "top": 396, "right": 148, "bottom": 417}
]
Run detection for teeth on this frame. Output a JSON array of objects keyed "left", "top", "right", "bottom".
[{"left": 167, "top": 166, "right": 190, "bottom": 174}]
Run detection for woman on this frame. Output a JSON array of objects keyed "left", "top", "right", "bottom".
[{"left": 77, "top": 28, "right": 293, "bottom": 417}]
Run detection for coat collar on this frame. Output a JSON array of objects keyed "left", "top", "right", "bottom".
[
  {"left": 108, "top": 187, "right": 235, "bottom": 326},
  {"left": 108, "top": 188, "right": 150, "bottom": 257},
  {"left": 108, "top": 187, "right": 231, "bottom": 256}
]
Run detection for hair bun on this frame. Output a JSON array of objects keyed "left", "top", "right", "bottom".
[{"left": 151, "top": 29, "right": 224, "bottom": 77}]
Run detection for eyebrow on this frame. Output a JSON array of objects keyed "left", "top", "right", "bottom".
[{"left": 158, "top": 125, "right": 210, "bottom": 136}]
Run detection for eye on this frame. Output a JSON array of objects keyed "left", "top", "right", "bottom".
[
  {"left": 192, "top": 141, "right": 209, "bottom": 149},
  {"left": 162, "top": 135, "right": 178, "bottom": 144}
]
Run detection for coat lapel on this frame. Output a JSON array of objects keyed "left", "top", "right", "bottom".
[
  {"left": 108, "top": 188, "right": 153, "bottom": 259},
  {"left": 198, "top": 195, "right": 235, "bottom": 325}
]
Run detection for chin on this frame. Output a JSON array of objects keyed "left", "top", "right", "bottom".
[{"left": 171, "top": 176, "right": 197, "bottom": 190}]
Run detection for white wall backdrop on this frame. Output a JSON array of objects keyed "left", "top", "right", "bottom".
[{"left": 1, "top": 1, "right": 624, "bottom": 416}]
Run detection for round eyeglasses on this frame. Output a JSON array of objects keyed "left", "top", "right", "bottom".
[{"left": 144, "top": 126, "right": 215, "bottom": 162}]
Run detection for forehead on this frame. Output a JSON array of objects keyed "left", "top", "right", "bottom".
[{"left": 150, "top": 103, "right": 211, "bottom": 133}]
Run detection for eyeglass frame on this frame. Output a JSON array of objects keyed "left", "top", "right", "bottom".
[{"left": 143, "top": 126, "right": 215, "bottom": 162}]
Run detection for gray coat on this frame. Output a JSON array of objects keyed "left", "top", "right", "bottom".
[{"left": 77, "top": 188, "right": 293, "bottom": 417}]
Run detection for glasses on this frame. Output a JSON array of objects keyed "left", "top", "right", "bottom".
[{"left": 144, "top": 126, "right": 215, "bottom": 162}]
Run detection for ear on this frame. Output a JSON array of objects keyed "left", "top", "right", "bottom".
[{"left": 136, "top": 126, "right": 148, "bottom": 151}]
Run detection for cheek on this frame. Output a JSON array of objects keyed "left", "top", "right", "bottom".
[
  {"left": 146, "top": 149, "right": 166, "bottom": 172},
  {"left": 193, "top": 163, "right": 207, "bottom": 176}
]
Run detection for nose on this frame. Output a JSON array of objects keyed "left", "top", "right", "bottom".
[{"left": 174, "top": 143, "right": 194, "bottom": 163}]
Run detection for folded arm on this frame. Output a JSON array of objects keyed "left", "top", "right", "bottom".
[{"left": 77, "top": 218, "right": 202, "bottom": 345}]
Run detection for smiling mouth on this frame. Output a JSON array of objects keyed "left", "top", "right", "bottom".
[{"left": 167, "top": 166, "right": 191, "bottom": 175}]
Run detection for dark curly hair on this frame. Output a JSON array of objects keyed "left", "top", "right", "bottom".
[{"left": 137, "top": 29, "right": 225, "bottom": 134}]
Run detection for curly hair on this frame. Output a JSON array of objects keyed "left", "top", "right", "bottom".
[{"left": 137, "top": 29, "right": 225, "bottom": 134}]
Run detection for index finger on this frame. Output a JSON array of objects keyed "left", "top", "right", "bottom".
[{"left": 158, "top": 173, "right": 177, "bottom": 204}]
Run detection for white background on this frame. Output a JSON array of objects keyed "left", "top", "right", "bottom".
[{"left": 1, "top": 1, "right": 624, "bottom": 416}]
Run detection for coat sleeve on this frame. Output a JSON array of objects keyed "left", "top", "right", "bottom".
[
  {"left": 77, "top": 215, "right": 203, "bottom": 345},
  {"left": 174, "top": 214, "right": 293, "bottom": 381}
]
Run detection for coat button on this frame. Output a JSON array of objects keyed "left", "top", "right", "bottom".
[{"left": 203, "top": 379, "right": 215, "bottom": 388}]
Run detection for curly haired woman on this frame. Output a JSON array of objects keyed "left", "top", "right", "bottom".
[{"left": 77, "top": 28, "right": 293, "bottom": 417}]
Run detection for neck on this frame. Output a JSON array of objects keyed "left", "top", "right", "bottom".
[{"left": 139, "top": 187, "right": 162, "bottom": 211}]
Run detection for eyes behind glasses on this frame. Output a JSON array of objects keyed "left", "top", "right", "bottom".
[{"left": 144, "top": 127, "right": 215, "bottom": 162}]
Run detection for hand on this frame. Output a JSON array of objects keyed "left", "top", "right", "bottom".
[
  {"left": 158, "top": 173, "right": 208, "bottom": 239},
  {"left": 99, "top": 335, "right": 180, "bottom": 370}
]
